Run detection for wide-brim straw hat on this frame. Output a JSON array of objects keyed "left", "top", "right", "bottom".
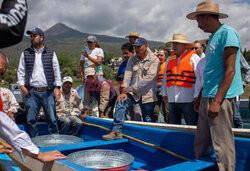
[
  {"left": 186, "top": 1, "right": 228, "bottom": 20},
  {"left": 167, "top": 33, "right": 194, "bottom": 47},
  {"left": 125, "top": 32, "right": 139, "bottom": 38}
]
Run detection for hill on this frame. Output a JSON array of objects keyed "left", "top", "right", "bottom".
[{"left": 2, "top": 23, "right": 164, "bottom": 60}]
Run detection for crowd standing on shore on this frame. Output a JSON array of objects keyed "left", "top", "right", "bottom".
[{"left": 0, "top": 0, "right": 250, "bottom": 170}]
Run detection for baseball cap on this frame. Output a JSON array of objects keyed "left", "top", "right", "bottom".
[
  {"left": 87, "top": 35, "right": 97, "bottom": 42},
  {"left": 85, "top": 67, "right": 96, "bottom": 77},
  {"left": 133, "top": 37, "right": 147, "bottom": 46},
  {"left": 26, "top": 27, "right": 44, "bottom": 37},
  {"left": 62, "top": 76, "right": 73, "bottom": 84}
]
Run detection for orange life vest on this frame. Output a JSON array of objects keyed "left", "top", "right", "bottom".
[
  {"left": 166, "top": 50, "right": 196, "bottom": 87},
  {"left": 157, "top": 62, "right": 166, "bottom": 87}
]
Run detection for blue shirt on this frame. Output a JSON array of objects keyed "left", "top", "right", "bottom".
[
  {"left": 116, "top": 60, "right": 128, "bottom": 81},
  {"left": 202, "top": 24, "right": 244, "bottom": 98}
]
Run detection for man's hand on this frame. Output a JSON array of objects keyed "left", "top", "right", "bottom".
[
  {"left": 117, "top": 93, "right": 127, "bottom": 103},
  {"left": 163, "top": 96, "right": 168, "bottom": 103},
  {"left": 208, "top": 100, "right": 221, "bottom": 118},
  {"left": 54, "top": 88, "right": 61, "bottom": 101},
  {"left": 36, "top": 151, "right": 66, "bottom": 162},
  {"left": 7, "top": 111, "right": 14, "bottom": 120},
  {"left": 194, "top": 97, "right": 200, "bottom": 113},
  {"left": 20, "top": 86, "right": 29, "bottom": 96},
  {"left": 81, "top": 111, "right": 88, "bottom": 121},
  {"left": 0, "top": 143, "right": 14, "bottom": 154}
]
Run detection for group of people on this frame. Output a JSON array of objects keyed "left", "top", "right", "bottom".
[{"left": 0, "top": 0, "right": 249, "bottom": 170}]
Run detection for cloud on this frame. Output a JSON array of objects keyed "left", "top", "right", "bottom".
[{"left": 4, "top": 0, "right": 250, "bottom": 49}]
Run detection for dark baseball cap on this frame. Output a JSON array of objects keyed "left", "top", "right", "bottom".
[
  {"left": 133, "top": 37, "right": 147, "bottom": 46},
  {"left": 26, "top": 28, "right": 44, "bottom": 37}
]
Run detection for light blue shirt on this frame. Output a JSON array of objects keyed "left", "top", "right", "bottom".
[{"left": 202, "top": 24, "right": 244, "bottom": 98}]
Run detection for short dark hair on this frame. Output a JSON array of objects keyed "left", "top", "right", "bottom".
[
  {"left": 121, "top": 43, "right": 134, "bottom": 53},
  {"left": 159, "top": 46, "right": 170, "bottom": 57}
]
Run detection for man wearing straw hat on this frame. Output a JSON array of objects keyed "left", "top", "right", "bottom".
[
  {"left": 187, "top": 1, "right": 244, "bottom": 170},
  {"left": 161, "top": 33, "right": 200, "bottom": 125},
  {"left": 125, "top": 32, "right": 140, "bottom": 45}
]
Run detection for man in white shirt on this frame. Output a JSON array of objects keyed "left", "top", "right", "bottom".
[
  {"left": 193, "top": 41, "right": 205, "bottom": 58},
  {"left": 161, "top": 33, "right": 200, "bottom": 125},
  {"left": 0, "top": 51, "right": 66, "bottom": 162},
  {"left": 17, "top": 28, "right": 62, "bottom": 137},
  {"left": 193, "top": 41, "right": 206, "bottom": 110}
]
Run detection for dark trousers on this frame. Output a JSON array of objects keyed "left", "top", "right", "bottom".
[
  {"left": 169, "top": 102, "right": 197, "bottom": 125},
  {"left": 153, "top": 94, "right": 169, "bottom": 123}
]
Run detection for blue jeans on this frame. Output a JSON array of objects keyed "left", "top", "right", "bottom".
[
  {"left": 169, "top": 102, "right": 197, "bottom": 125},
  {"left": 112, "top": 94, "right": 155, "bottom": 133},
  {"left": 58, "top": 115, "right": 83, "bottom": 136},
  {"left": 26, "top": 89, "right": 59, "bottom": 137},
  {"left": 233, "top": 98, "right": 243, "bottom": 128}
]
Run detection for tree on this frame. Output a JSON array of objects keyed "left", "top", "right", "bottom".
[{"left": 103, "top": 64, "right": 115, "bottom": 80}]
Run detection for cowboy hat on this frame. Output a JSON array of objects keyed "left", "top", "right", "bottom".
[
  {"left": 166, "top": 33, "right": 194, "bottom": 47},
  {"left": 125, "top": 32, "right": 139, "bottom": 38},
  {"left": 186, "top": 1, "right": 228, "bottom": 20}
]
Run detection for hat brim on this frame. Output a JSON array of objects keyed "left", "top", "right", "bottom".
[
  {"left": 26, "top": 30, "right": 33, "bottom": 35},
  {"left": 167, "top": 40, "right": 194, "bottom": 48},
  {"left": 125, "top": 35, "right": 139, "bottom": 38},
  {"left": 186, "top": 11, "right": 228, "bottom": 20},
  {"left": 63, "top": 80, "right": 72, "bottom": 84}
]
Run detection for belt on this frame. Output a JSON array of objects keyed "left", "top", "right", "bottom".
[{"left": 30, "top": 86, "right": 47, "bottom": 91}]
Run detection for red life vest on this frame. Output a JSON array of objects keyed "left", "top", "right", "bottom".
[
  {"left": 0, "top": 97, "right": 4, "bottom": 112},
  {"left": 157, "top": 62, "right": 166, "bottom": 87},
  {"left": 166, "top": 50, "right": 196, "bottom": 87}
]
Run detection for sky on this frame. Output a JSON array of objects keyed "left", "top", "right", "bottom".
[{"left": 3, "top": 0, "right": 250, "bottom": 50}]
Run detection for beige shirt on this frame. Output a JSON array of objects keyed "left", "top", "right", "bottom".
[
  {"left": 122, "top": 50, "right": 160, "bottom": 103},
  {"left": 83, "top": 81, "right": 110, "bottom": 112},
  {"left": 56, "top": 88, "right": 83, "bottom": 116},
  {"left": 0, "top": 87, "right": 19, "bottom": 113}
]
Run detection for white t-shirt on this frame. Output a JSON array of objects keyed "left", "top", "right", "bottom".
[{"left": 80, "top": 47, "right": 104, "bottom": 75}]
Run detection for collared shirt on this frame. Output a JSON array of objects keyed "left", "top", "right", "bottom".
[
  {"left": 161, "top": 50, "right": 200, "bottom": 103},
  {"left": 0, "top": 87, "right": 19, "bottom": 113},
  {"left": 194, "top": 57, "right": 206, "bottom": 98},
  {"left": 83, "top": 81, "right": 110, "bottom": 112},
  {"left": 0, "top": 111, "right": 39, "bottom": 161},
  {"left": 56, "top": 88, "right": 83, "bottom": 117},
  {"left": 122, "top": 50, "right": 160, "bottom": 104},
  {"left": 17, "top": 47, "right": 62, "bottom": 87}
]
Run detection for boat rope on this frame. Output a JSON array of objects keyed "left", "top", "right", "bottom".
[{"left": 82, "top": 122, "right": 191, "bottom": 161}]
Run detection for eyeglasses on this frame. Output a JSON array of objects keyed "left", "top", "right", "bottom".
[{"left": 192, "top": 47, "right": 199, "bottom": 50}]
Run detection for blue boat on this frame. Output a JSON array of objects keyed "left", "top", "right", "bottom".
[{"left": 1, "top": 116, "right": 250, "bottom": 171}]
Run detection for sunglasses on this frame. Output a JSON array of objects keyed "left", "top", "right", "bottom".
[{"left": 192, "top": 47, "right": 199, "bottom": 50}]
